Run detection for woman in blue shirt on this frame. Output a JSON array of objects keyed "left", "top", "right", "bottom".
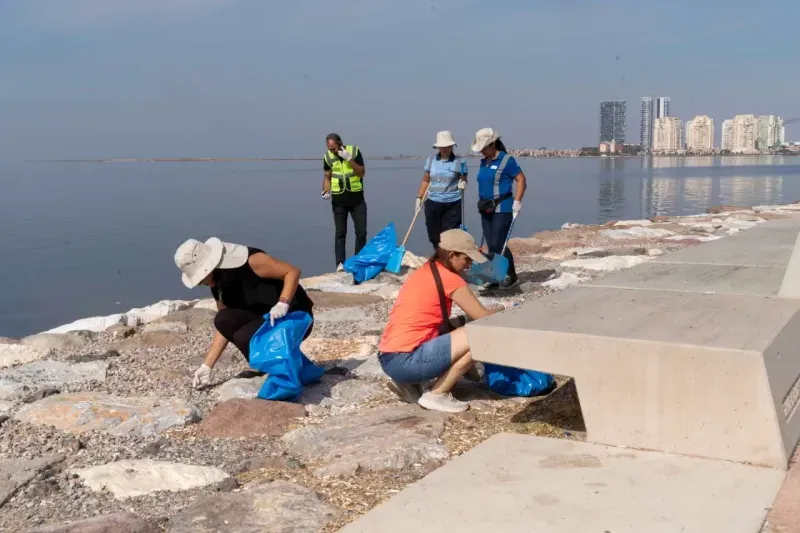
[
  {"left": 415, "top": 131, "right": 468, "bottom": 250},
  {"left": 472, "top": 128, "right": 527, "bottom": 290}
]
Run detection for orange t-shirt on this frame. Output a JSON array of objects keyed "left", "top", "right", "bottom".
[{"left": 379, "top": 262, "right": 467, "bottom": 353}]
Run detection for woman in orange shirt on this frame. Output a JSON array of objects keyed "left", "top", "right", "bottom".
[{"left": 378, "top": 229, "right": 501, "bottom": 413}]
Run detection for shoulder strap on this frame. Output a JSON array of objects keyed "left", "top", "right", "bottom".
[{"left": 430, "top": 262, "right": 453, "bottom": 334}]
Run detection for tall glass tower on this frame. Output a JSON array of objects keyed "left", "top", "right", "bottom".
[{"left": 600, "top": 101, "right": 627, "bottom": 144}]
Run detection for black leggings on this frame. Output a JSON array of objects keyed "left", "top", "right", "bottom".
[{"left": 214, "top": 308, "right": 314, "bottom": 361}]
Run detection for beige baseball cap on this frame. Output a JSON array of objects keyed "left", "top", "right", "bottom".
[
  {"left": 438, "top": 229, "right": 487, "bottom": 263},
  {"left": 174, "top": 237, "right": 249, "bottom": 288}
]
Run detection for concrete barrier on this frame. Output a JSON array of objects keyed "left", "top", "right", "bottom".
[{"left": 468, "top": 219, "right": 800, "bottom": 468}]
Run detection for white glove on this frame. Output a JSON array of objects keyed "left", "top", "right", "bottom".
[
  {"left": 193, "top": 364, "right": 212, "bottom": 389},
  {"left": 457, "top": 180, "right": 467, "bottom": 191},
  {"left": 337, "top": 149, "right": 352, "bottom": 161},
  {"left": 512, "top": 200, "right": 523, "bottom": 217},
  {"left": 269, "top": 301, "right": 290, "bottom": 326},
  {"left": 415, "top": 197, "right": 423, "bottom": 211},
  {"left": 321, "top": 191, "right": 330, "bottom": 200}
]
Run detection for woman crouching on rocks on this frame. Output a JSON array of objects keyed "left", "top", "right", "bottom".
[
  {"left": 378, "top": 229, "right": 503, "bottom": 413},
  {"left": 174, "top": 238, "right": 314, "bottom": 389}
]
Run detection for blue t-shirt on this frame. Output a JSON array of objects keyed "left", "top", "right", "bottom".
[
  {"left": 477, "top": 152, "right": 521, "bottom": 213},
  {"left": 424, "top": 153, "right": 468, "bottom": 203}
]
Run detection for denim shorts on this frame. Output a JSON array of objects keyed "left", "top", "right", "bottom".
[{"left": 378, "top": 334, "right": 453, "bottom": 383}]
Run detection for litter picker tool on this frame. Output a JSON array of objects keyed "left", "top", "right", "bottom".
[{"left": 386, "top": 185, "right": 428, "bottom": 274}]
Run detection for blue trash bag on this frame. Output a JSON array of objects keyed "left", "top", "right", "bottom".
[
  {"left": 483, "top": 363, "right": 555, "bottom": 397},
  {"left": 343, "top": 222, "right": 397, "bottom": 283},
  {"left": 247, "top": 311, "right": 325, "bottom": 401}
]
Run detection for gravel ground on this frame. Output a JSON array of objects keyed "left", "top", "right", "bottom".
[{"left": 1, "top": 206, "right": 793, "bottom": 532}]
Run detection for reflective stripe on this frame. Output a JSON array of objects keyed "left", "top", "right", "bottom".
[
  {"left": 428, "top": 155, "right": 462, "bottom": 195},
  {"left": 326, "top": 145, "right": 363, "bottom": 194},
  {"left": 492, "top": 154, "right": 509, "bottom": 199}
]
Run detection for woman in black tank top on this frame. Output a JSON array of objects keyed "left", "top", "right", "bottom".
[{"left": 174, "top": 238, "right": 314, "bottom": 389}]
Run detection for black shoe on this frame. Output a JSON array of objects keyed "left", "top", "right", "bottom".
[
  {"left": 483, "top": 282, "right": 500, "bottom": 291},
  {"left": 499, "top": 275, "right": 519, "bottom": 290}
]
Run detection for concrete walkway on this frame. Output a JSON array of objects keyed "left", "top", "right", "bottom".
[
  {"left": 340, "top": 434, "right": 785, "bottom": 533},
  {"left": 467, "top": 218, "right": 800, "bottom": 468}
]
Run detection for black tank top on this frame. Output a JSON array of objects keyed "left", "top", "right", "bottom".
[{"left": 210, "top": 247, "right": 313, "bottom": 317}]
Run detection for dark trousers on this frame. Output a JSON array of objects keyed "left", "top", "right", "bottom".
[
  {"left": 480, "top": 211, "right": 517, "bottom": 279},
  {"left": 333, "top": 201, "right": 367, "bottom": 266},
  {"left": 214, "top": 308, "right": 314, "bottom": 361},
  {"left": 424, "top": 199, "right": 462, "bottom": 250}
]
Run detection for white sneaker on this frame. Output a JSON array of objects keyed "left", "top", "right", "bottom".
[
  {"left": 418, "top": 391, "right": 469, "bottom": 413},
  {"left": 336, "top": 263, "right": 344, "bottom": 273}
]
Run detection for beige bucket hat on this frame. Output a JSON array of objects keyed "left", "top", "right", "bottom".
[
  {"left": 174, "top": 238, "right": 249, "bottom": 288},
  {"left": 439, "top": 229, "right": 487, "bottom": 263},
  {"left": 433, "top": 131, "right": 457, "bottom": 148},
  {"left": 471, "top": 127, "right": 501, "bottom": 152}
]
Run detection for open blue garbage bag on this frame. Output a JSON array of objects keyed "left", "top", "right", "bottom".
[
  {"left": 343, "top": 222, "right": 397, "bottom": 283},
  {"left": 483, "top": 363, "right": 554, "bottom": 397},
  {"left": 248, "top": 311, "right": 324, "bottom": 401}
]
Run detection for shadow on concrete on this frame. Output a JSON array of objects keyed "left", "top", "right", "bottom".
[{"left": 510, "top": 379, "right": 586, "bottom": 433}]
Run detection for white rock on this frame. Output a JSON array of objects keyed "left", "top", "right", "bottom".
[
  {"left": 647, "top": 248, "right": 664, "bottom": 256},
  {"left": 125, "top": 300, "right": 194, "bottom": 326},
  {"left": 0, "top": 401, "right": 14, "bottom": 416},
  {"left": 723, "top": 219, "right": 761, "bottom": 231},
  {"left": 401, "top": 251, "right": 427, "bottom": 269},
  {"left": 665, "top": 235, "right": 723, "bottom": 242},
  {"left": 21, "top": 333, "right": 87, "bottom": 351},
  {"left": 193, "top": 299, "right": 218, "bottom": 311},
  {"left": 47, "top": 313, "right": 126, "bottom": 334},
  {"left": 677, "top": 221, "right": 718, "bottom": 232},
  {"left": 0, "top": 360, "right": 108, "bottom": 401},
  {"left": 613, "top": 219, "right": 653, "bottom": 227},
  {"left": 542, "top": 272, "right": 588, "bottom": 289},
  {"left": 301, "top": 273, "right": 389, "bottom": 295},
  {"left": 728, "top": 228, "right": 740, "bottom": 235},
  {"left": 0, "top": 345, "right": 50, "bottom": 369},
  {"left": 561, "top": 256, "right": 647, "bottom": 272},
  {"left": 215, "top": 375, "right": 268, "bottom": 402},
  {"left": 600, "top": 227, "right": 674, "bottom": 240},
  {"left": 561, "top": 223, "right": 582, "bottom": 229},
  {"left": 70, "top": 460, "right": 230, "bottom": 499}
]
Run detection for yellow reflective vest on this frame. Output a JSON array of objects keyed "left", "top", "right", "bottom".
[{"left": 324, "top": 145, "right": 363, "bottom": 194}]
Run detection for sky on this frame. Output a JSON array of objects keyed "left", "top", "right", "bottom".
[{"left": 1, "top": 0, "right": 799, "bottom": 159}]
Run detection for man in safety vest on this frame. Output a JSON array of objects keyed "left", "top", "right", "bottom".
[{"left": 321, "top": 133, "right": 367, "bottom": 271}]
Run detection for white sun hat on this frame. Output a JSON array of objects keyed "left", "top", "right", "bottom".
[
  {"left": 432, "top": 131, "right": 457, "bottom": 148},
  {"left": 174, "top": 238, "right": 249, "bottom": 288},
  {"left": 471, "top": 127, "right": 501, "bottom": 152}
]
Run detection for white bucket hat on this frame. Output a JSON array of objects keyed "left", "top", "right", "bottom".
[
  {"left": 433, "top": 131, "right": 457, "bottom": 149},
  {"left": 174, "top": 238, "right": 249, "bottom": 288},
  {"left": 471, "top": 127, "right": 501, "bottom": 152}
]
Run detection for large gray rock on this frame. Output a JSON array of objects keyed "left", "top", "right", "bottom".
[
  {"left": 0, "top": 360, "right": 108, "bottom": 400},
  {"left": 15, "top": 392, "right": 200, "bottom": 436},
  {"left": 282, "top": 404, "right": 449, "bottom": 477},
  {"left": 70, "top": 459, "right": 230, "bottom": 499},
  {"left": 165, "top": 480, "right": 336, "bottom": 533},
  {"left": 299, "top": 375, "right": 385, "bottom": 410},
  {"left": 28, "top": 512, "right": 160, "bottom": 533},
  {"left": 214, "top": 374, "right": 267, "bottom": 401},
  {"left": 21, "top": 333, "right": 88, "bottom": 352},
  {"left": 0, "top": 454, "right": 64, "bottom": 507},
  {"left": 147, "top": 308, "right": 216, "bottom": 331},
  {"left": 141, "top": 321, "right": 188, "bottom": 334},
  {"left": 0, "top": 344, "right": 50, "bottom": 369},
  {"left": 337, "top": 355, "right": 387, "bottom": 380}
]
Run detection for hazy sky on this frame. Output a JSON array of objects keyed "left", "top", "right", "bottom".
[{"left": 1, "top": 0, "right": 798, "bottom": 159}]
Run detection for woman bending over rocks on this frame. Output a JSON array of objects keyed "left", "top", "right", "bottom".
[
  {"left": 174, "top": 238, "right": 314, "bottom": 389},
  {"left": 378, "top": 229, "right": 503, "bottom": 413}
]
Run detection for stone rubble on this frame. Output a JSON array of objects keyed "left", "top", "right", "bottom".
[{"left": 0, "top": 203, "right": 794, "bottom": 531}]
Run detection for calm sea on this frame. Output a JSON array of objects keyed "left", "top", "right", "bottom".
[{"left": 1, "top": 156, "right": 798, "bottom": 337}]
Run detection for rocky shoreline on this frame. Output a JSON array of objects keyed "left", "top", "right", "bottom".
[{"left": 2, "top": 202, "right": 799, "bottom": 532}]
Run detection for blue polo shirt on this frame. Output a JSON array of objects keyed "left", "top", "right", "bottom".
[
  {"left": 424, "top": 153, "right": 468, "bottom": 203},
  {"left": 477, "top": 151, "right": 521, "bottom": 213}
]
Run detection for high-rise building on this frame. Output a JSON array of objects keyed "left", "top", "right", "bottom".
[
  {"left": 599, "top": 101, "right": 626, "bottom": 144},
  {"left": 640, "top": 96, "right": 671, "bottom": 152},
  {"left": 721, "top": 120, "right": 735, "bottom": 151},
  {"left": 685, "top": 115, "right": 715, "bottom": 151},
  {"left": 653, "top": 117, "right": 683, "bottom": 152},
  {"left": 733, "top": 114, "right": 757, "bottom": 153},
  {"left": 757, "top": 115, "right": 786, "bottom": 150},
  {"left": 640, "top": 97, "right": 654, "bottom": 151}
]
